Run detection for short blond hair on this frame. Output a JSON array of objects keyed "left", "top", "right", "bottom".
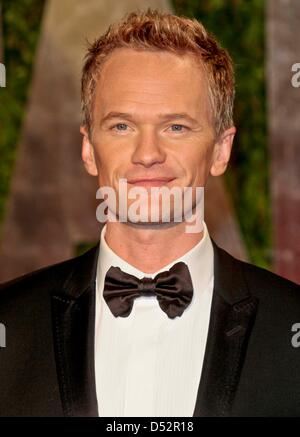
[{"left": 81, "top": 8, "right": 235, "bottom": 137}]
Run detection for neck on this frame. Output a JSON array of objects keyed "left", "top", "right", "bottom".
[{"left": 104, "top": 221, "right": 204, "bottom": 274}]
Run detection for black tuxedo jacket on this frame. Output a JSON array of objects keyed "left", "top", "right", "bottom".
[{"left": 0, "top": 240, "right": 300, "bottom": 417}]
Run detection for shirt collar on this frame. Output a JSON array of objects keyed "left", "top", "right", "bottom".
[{"left": 97, "top": 221, "right": 214, "bottom": 298}]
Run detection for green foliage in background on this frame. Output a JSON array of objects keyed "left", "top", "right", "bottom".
[
  {"left": 0, "top": 0, "right": 270, "bottom": 267},
  {"left": 0, "top": 0, "right": 45, "bottom": 232},
  {"left": 173, "top": 0, "right": 271, "bottom": 268}
]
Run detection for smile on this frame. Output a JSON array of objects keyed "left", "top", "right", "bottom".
[{"left": 127, "top": 178, "right": 175, "bottom": 187}]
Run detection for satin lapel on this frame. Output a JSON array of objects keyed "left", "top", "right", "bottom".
[
  {"left": 193, "top": 240, "right": 258, "bottom": 417},
  {"left": 51, "top": 244, "right": 100, "bottom": 417}
]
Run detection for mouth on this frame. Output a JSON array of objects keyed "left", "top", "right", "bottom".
[{"left": 127, "top": 177, "right": 176, "bottom": 188}]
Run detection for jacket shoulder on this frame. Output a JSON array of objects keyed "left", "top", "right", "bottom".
[
  {"left": 239, "top": 257, "right": 300, "bottom": 296},
  {"left": 0, "top": 244, "right": 99, "bottom": 303},
  {"left": 226, "top": 250, "right": 300, "bottom": 313}
]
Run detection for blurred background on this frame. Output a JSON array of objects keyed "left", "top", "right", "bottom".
[{"left": 0, "top": 0, "right": 299, "bottom": 283}]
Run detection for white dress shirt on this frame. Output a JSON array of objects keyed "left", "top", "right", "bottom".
[{"left": 94, "top": 220, "right": 214, "bottom": 417}]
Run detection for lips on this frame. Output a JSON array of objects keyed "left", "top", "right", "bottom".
[{"left": 127, "top": 177, "right": 175, "bottom": 187}]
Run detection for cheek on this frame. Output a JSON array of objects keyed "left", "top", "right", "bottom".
[
  {"left": 187, "top": 147, "right": 213, "bottom": 183},
  {"left": 93, "top": 141, "right": 117, "bottom": 169},
  {"left": 95, "top": 134, "right": 132, "bottom": 161},
  {"left": 96, "top": 150, "right": 128, "bottom": 185}
]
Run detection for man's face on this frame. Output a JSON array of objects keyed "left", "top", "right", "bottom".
[{"left": 81, "top": 48, "right": 235, "bottom": 224}]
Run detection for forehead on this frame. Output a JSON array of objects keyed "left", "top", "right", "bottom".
[{"left": 94, "top": 48, "right": 210, "bottom": 115}]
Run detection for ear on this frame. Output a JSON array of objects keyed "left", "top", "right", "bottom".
[
  {"left": 210, "top": 126, "right": 236, "bottom": 177},
  {"left": 80, "top": 125, "right": 98, "bottom": 176}
]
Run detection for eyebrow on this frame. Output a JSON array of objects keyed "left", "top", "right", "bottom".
[{"left": 100, "top": 111, "right": 200, "bottom": 125}]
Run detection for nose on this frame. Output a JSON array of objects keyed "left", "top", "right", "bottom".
[{"left": 131, "top": 128, "right": 166, "bottom": 168}]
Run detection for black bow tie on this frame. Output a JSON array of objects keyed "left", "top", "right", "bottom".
[{"left": 103, "top": 262, "right": 194, "bottom": 319}]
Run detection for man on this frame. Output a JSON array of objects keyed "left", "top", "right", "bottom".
[{"left": 0, "top": 9, "right": 300, "bottom": 417}]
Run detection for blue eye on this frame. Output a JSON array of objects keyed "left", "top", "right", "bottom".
[
  {"left": 170, "top": 124, "right": 185, "bottom": 132},
  {"left": 114, "top": 123, "right": 128, "bottom": 131}
]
